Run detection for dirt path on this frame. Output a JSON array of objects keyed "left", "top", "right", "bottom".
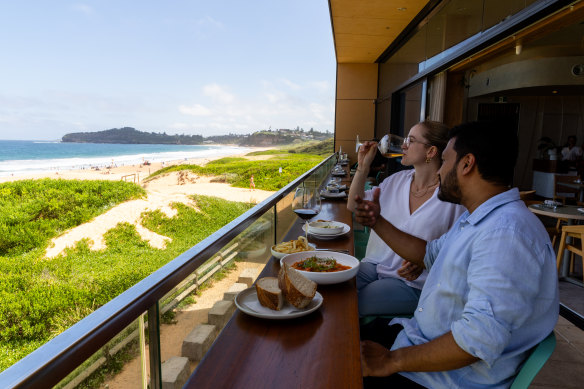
[{"left": 102, "top": 260, "right": 265, "bottom": 388}]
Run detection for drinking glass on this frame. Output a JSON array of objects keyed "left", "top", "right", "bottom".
[
  {"left": 292, "top": 186, "right": 321, "bottom": 223},
  {"left": 356, "top": 134, "right": 404, "bottom": 156}
]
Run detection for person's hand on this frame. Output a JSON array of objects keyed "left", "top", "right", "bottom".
[
  {"left": 358, "top": 141, "right": 378, "bottom": 169},
  {"left": 398, "top": 260, "right": 423, "bottom": 281},
  {"left": 353, "top": 188, "right": 381, "bottom": 228},
  {"left": 361, "top": 340, "right": 399, "bottom": 377}
]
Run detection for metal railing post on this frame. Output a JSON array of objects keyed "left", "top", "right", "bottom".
[{"left": 148, "top": 302, "right": 162, "bottom": 389}]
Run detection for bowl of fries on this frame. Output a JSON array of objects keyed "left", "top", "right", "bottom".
[{"left": 271, "top": 236, "right": 316, "bottom": 259}]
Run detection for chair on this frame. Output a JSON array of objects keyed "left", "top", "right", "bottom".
[
  {"left": 510, "top": 331, "right": 556, "bottom": 389},
  {"left": 360, "top": 314, "right": 413, "bottom": 326},
  {"left": 553, "top": 174, "right": 579, "bottom": 204},
  {"left": 555, "top": 224, "right": 584, "bottom": 283},
  {"left": 519, "top": 190, "right": 536, "bottom": 202}
]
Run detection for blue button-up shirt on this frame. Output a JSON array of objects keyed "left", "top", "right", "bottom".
[{"left": 391, "top": 188, "right": 559, "bottom": 389}]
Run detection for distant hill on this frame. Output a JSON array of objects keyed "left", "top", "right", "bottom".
[
  {"left": 62, "top": 127, "right": 332, "bottom": 146},
  {"left": 61, "top": 127, "right": 203, "bottom": 145}
]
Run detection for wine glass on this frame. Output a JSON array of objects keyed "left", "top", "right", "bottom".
[
  {"left": 292, "top": 186, "right": 321, "bottom": 226},
  {"left": 356, "top": 134, "right": 404, "bottom": 157}
]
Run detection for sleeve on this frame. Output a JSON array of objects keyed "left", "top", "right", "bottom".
[
  {"left": 450, "top": 228, "right": 546, "bottom": 366},
  {"left": 423, "top": 232, "right": 448, "bottom": 271}
]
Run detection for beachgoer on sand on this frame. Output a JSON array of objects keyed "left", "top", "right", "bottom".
[{"left": 250, "top": 175, "right": 255, "bottom": 190}]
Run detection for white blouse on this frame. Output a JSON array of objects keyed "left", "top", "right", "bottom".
[{"left": 362, "top": 169, "right": 465, "bottom": 289}]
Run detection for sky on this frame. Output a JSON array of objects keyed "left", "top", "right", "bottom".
[{"left": 0, "top": 1, "right": 336, "bottom": 140}]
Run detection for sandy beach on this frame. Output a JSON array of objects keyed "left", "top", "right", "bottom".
[
  {"left": 2, "top": 147, "right": 277, "bottom": 386},
  {"left": 0, "top": 147, "right": 276, "bottom": 258}
]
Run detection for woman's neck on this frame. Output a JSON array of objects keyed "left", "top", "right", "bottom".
[{"left": 412, "top": 163, "right": 440, "bottom": 187}]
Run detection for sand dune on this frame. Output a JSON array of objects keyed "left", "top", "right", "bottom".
[{"left": 0, "top": 149, "right": 276, "bottom": 258}]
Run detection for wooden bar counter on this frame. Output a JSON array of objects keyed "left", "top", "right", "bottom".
[{"left": 184, "top": 185, "right": 362, "bottom": 389}]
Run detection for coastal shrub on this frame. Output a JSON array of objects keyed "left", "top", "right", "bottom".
[
  {"left": 0, "top": 179, "right": 145, "bottom": 257},
  {"left": 148, "top": 153, "right": 323, "bottom": 191},
  {"left": 0, "top": 194, "right": 252, "bottom": 371}
]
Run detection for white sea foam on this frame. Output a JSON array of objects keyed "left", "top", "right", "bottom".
[{"left": 0, "top": 145, "right": 251, "bottom": 177}]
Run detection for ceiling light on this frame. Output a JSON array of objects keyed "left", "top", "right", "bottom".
[
  {"left": 552, "top": 90, "right": 558, "bottom": 94},
  {"left": 515, "top": 43, "right": 522, "bottom": 55}
]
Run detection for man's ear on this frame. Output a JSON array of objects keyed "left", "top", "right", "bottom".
[{"left": 460, "top": 154, "right": 476, "bottom": 175}]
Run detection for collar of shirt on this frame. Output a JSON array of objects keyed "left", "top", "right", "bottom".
[{"left": 460, "top": 187, "right": 520, "bottom": 227}]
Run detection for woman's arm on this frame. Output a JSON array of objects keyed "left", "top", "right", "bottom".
[{"left": 347, "top": 141, "right": 378, "bottom": 212}]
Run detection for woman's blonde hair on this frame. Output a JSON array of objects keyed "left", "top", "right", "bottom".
[{"left": 419, "top": 120, "right": 449, "bottom": 158}]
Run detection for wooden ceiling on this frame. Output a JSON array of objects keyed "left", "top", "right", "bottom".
[{"left": 329, "top": 0, "right": 430, "bottom": 63}]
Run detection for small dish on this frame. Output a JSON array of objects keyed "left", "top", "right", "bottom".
[
  {"left": 235, "top": 288, "right": 323, "bottom": 319},
  {"left": 321, "top": 190, "right": 347, "bottom": 199},
  {"left": 302, "top": 222, "right": 350, "bottom": 240},
  {"left": 270, "top": 243, "right": 316, "bottom": 259},
  {"left": 307, "top": 221, "right": 344, "bottom": 235}
]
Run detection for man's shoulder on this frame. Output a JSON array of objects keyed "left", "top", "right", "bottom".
[{"left": 480, "top": 200, "right": 549, "bottom": 241}]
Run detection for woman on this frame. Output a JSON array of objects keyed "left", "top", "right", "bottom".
[{"left": 347, "top": 121, "right": 465, "bottom": 317}]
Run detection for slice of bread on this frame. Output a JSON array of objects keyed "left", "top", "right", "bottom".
[
  {"left": 278, "top": 264, "right": 317, "bottom": 309},
  {"left": 256, "top": 277, "right": 283, "bottom": 310}
]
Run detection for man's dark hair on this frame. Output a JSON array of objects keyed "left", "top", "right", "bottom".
[{"left": 448, "top": 121, "right": 518, "bottom": 186}]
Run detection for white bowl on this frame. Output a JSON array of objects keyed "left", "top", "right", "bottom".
[
  {"left": 308, "top": 221, "right": 344, "bottom": 235},
  {"left": 280, "top": 251, "right": 359, "bottom": 285},
  {"left": 271, "top": 243, "right": 316, "bottom": 259}
]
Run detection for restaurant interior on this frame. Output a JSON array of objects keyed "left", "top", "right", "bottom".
[{"left": 331, "top": 0, "right": 584, "bottom": 323}]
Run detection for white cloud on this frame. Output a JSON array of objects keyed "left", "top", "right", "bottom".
[
  {"left": 280, "top": 78, "right": 301, "bottom": 90},
  {"left": 179, "top": 104, "right": 212, "bottom": 116},
  {"left": 203, "top": 84, "right": 235, "bottom": 104},
  {"left": 71, "top": 3, "right": 95, "bottom": 15},
  {"left": 176, "top": 79, "right": 334, "bottom": 134},
  {"left": 197, "top": 15, "right": 224, "bottom": 29}
]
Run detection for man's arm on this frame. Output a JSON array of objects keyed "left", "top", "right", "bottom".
[
  {"left": 361, "top": 332, "right": 479, "bottom": 377},
  {"left": 353, "top": 189, "right": 427, "bottom": 267}
]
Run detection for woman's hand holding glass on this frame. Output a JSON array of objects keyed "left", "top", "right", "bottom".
[{"left": 357, "top": 140, "right": 378, "bottom": 171}]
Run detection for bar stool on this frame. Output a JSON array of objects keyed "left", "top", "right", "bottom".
[{"left": 555, "top": 224, "right": 584, "bottom": 283}]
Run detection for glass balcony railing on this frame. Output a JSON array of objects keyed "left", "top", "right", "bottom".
[{"left": 0, "top": 154, "right": 337, "bottom": 389}]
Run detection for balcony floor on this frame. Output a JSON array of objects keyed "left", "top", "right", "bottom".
[{"left": 531, "top": 281, "right": 584, "bottom": 388}]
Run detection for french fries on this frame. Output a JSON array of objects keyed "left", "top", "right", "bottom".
[{"left": 273, "top": 236, "right": 311, "bottom": 254}]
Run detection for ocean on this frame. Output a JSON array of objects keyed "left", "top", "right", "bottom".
[{"left": 0, "top": 140, "right": 251, "bottom": 177}]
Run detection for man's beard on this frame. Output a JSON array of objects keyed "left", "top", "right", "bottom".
[{"left": 438, "top": 166, "right": 462, "bottom": 204}]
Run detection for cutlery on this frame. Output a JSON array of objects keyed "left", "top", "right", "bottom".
[{"left": 315, "top": 248, "right": 349, "bottom": 254}]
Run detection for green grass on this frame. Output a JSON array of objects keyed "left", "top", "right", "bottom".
[
  {"left": 0, "top": 179, "right": 145, "bottom": 257},
  {"left": 147, "top": 152, "right": 324, "bottom": 191},
  {"left": 145, "top": 138, "right": 333, "bottom": 191},
  {"left": 0, "top": 187, "right": 253, "bottom": 371}
]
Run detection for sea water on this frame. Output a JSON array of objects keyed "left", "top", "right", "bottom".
[{"left": 0, "top": 140, "right": 251, "bottom": 177}]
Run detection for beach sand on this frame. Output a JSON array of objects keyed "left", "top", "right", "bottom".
[
  {"left": 2, "top": 147, "right": 277, "bottom": 386},
  {"left": 1, "top": 147, "right": 276, "bottom": 258}
]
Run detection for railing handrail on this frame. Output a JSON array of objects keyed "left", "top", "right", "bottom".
[{"left": 1, "top": 154, "right": 336, "bottom": 388}]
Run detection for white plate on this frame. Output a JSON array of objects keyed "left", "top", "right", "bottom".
[
  {"left": 331, "top": 171, "right": 346, "bottom": 177},
  {"left": 307, "top": 221, "right": 344, "bottom": 235},
  {"left": 270, "top": 243, "right": 316, "bottom": 259},
  {"left": 280, "top": 251, "right": 360, "bottom": 285},
  {"left": 235, "top": 287, "right": 323, "bottom": 319},
  {"left": 321, "top": 190, "right": 347, "bottom": 199},
  {"left": 303, "top": 222, "right": 350, "bottom": 239}
]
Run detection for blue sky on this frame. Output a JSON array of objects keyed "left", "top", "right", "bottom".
[{"left": 0, "top": 1, "right": 336, "bottom": 140}]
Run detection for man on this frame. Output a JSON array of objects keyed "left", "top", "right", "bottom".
[
  {"left": 354, "top": 122, "right": 559, "bottom": 388},
  {"left": 561, "top": 135, "right": 582, "bottom": 161}
]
